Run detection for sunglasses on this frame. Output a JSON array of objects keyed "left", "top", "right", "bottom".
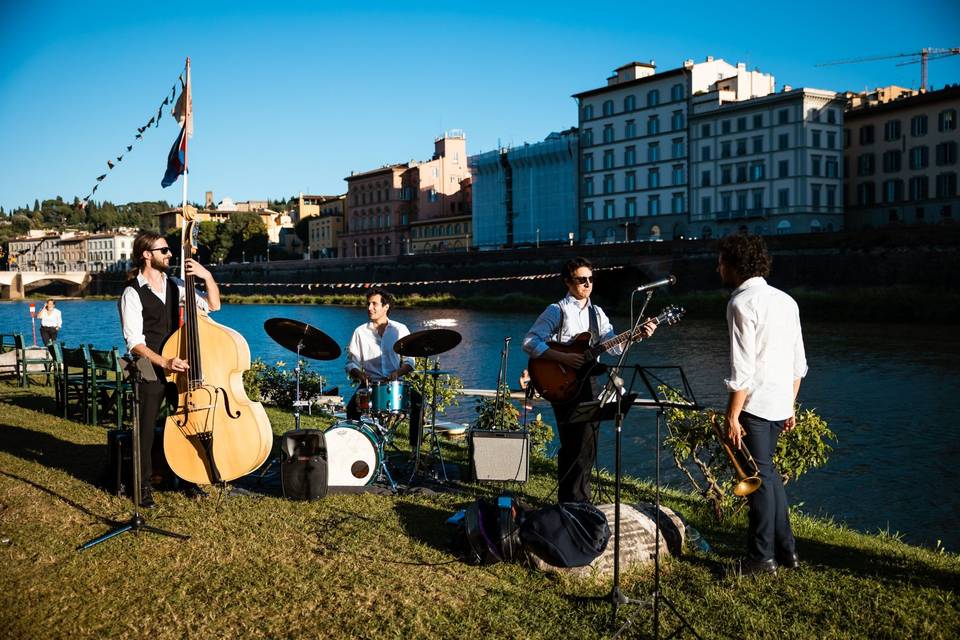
[
  {"left": 572, "top": 276, "right": 594, "bottom": 285},
  {"left": 148, "top": 247, "right": 172, "bottom": 255}
]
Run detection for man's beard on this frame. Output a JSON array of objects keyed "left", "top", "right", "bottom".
[{"left": 151, "top": 255, "right": 169, "bottom": 272}]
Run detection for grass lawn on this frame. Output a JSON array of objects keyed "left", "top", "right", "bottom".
[{"left": 0, "top": 383, "right": 957, "bottom": 639}]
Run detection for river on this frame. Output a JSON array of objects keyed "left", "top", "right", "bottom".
[{"left": 2, "top": 298, "right": 958, "bottom": 552}]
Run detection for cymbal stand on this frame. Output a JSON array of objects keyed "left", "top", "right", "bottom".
[
  {"left": 259, "top": 340, "right": 307, "bottom": 481},
  {"left": 408, "top": 357, "right": 448, "bottom": 483},
  {"left": 78, "top": 357, "right": 189, "bottom": 551},
  {"left": 493, "top": 336, "right": 511, "bottom": 430}
]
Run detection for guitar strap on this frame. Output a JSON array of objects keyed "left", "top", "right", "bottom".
[{"left": 588, "top": 303, "right": 600, "bottom": 347}]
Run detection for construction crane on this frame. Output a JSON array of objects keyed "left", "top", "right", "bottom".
[{"left": 816, "top": 47, "right": 960, "bottom": 92}]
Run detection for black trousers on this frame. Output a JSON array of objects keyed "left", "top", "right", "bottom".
[
  {"left": 40, "top": 326, "right": 59, "bottom": 346},
  {"left": 137, "top": 378, "right": 167, "bottom": 488},
  {"left": 551, "top": 381, "right": 600, "bottom": 503},
  {"left": 345, "top": 384, "right": 423, "bottom": 449},
  {"left": 742, "top": 411, "right": 796, "bottom": 562}
]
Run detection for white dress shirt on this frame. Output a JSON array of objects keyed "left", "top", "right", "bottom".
[
  {"left": 119, "top": 273, "right": 210, "bottom": 353},
  {"left": 345, "top": 318, "right": 416, "bottom": 382},
  {"left": 522, "top": 294, "right": 619, "bottom": 358},
  {"left": 725, "top": 277, "right": 808, "bottom": 421},
  {"left": 39, "top": 308, "right": 62, "bottom": 328}
]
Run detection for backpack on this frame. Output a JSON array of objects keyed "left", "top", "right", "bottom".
[
  {"left": 452, "top": 494, "right": 526, "bottom": 565},
  {"left": 518, "top": 502, "right": 611, "bottom": 568}
]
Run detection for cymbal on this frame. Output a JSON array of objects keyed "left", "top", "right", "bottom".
[
  {"left": 263, "top": 318, "right": 342, "bottom": 361},
  {"left": 393, "top": 329, "right": 462, "bottom": 358}
]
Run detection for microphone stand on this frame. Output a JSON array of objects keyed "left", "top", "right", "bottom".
[{"left": 78, "top": 357, "right": 189, "bottom": 551}]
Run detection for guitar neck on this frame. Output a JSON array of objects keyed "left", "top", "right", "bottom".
[{"left": 589, "top": 317, "right": 660, "bottom": 358}]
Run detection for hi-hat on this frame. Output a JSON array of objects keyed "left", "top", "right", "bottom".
[
  {"left": 393, "top": 329, "right": 462, "bottom": 358},
  {"left": 264, "top": 318, "right": 341, "bottom": 361}
]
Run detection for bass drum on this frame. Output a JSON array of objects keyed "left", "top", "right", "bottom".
[{"left": 323, "top": 420, "right": 381, "bottom": 486}]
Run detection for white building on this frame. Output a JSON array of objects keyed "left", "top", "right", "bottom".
[
  {"left": 83, "top": 232, "right": 136, "bottom": 273},
  {"left": 574, "top": 56, "right": 842, "bottom": 241},
  {"left": 689, "top": 86, "right": 845, "bottom": 237}
]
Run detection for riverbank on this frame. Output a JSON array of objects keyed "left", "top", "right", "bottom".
[{"left": 1, "top": 384, "right": 957, "bottom": 639}]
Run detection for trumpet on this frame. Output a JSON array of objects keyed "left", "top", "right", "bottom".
[{"left": 711, "top": 416, "right": 762, "bottom": 497}]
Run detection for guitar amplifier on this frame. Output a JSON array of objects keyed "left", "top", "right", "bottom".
[
  {"left": 280, "top": 430, "right": 328, "bottom": 500},
  {"left": 468, "top": 429, "right": 529, "bottom": 483}
]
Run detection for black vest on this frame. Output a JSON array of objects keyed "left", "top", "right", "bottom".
[{"left": 125, "top": 276, "right": 180, "bottom": 354}]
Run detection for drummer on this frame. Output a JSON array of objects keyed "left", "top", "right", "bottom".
[{"left": 345, "top": 288, "right": 423, "bottom": 449}]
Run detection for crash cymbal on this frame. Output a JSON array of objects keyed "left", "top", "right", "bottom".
[
  {"left": 393, "top": 329, "right": 462, "bottom": 358},
  {"left": 263, "top": 318, "right": 342, "bottom": 361}
]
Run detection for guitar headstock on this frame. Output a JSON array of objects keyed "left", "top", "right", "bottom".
[{"left": 656, "top": 305, "right": 686, "bottom": 326}]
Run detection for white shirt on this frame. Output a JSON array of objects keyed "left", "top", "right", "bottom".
[
  {"left": 522, "top": 294, "right": 619, "bottom": 359},
  {"left": 725, "top": 277, "right": 808, "bottom": 421},
  {"left": 345, "top": 318, "right": 415, "bottom": 382},
  {"left": 39, "top": 307, "right": 62, "bottom": 328},
  {"left": 119, "top": 273, "right": 210, "bottom": 353}
]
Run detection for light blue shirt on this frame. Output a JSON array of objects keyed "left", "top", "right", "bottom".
[{"left": 522, "top": 294, "right": 619, "bottom": 359}]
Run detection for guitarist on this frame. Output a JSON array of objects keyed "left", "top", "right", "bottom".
[{"left": 522, "top": 257, "right": 656, "bottom": 503}]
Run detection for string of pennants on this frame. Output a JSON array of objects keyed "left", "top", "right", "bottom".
[
  {"left": 80, "top": 71, "right": 186, "bottom": 207},
  {"left": 218, "top": 265, "right": 626, "bottom": 290}
]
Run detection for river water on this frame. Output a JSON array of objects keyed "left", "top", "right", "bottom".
[{"left": 2, "top": 299, "right": 958, "bottom": 551}]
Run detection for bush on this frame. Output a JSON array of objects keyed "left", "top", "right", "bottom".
[
  {"left": 243, "top": 358, "right": 330, "bottom": 407},
  {"left": 406, "top": 357, "right": 463, "bottom": 414},
  {"left": 662, "top": 387, "right": 835, "bottom": 521},
  {"left": 472, "top": 384, "right": 555, "bottom": 459}
]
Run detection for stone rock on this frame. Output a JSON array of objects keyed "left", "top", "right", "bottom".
[{"left": 525, "top": 502, "right": 686, "bottom": 577}]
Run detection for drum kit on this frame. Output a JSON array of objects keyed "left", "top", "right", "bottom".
[{"left": 262, "top": 318, "right": 462, "bottom": 494}]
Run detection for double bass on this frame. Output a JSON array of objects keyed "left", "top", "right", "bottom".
[{"left": 162, "top": 219, "right": 272, "bottom": 484}]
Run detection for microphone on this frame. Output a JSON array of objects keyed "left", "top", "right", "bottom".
[{"left": 635, "top": 275, "right": 677, "bottom": 293}]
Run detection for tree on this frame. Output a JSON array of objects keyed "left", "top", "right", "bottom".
[
  {"left": 11, "top": 214, "right": 32, "bottom": 234},
  {"left": 33, "top": 199, "right": 39, "bottom": 212},
  {"left": 223, "top": 212, "right": 268, "bottom": 262}
]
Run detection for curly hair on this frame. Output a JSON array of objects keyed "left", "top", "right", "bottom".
[
  {"left": 561, "top": 256, "right": 593, "bottom": 282},
  {"left": 718, "top": 234, "right": 772, "bottom": 279}
]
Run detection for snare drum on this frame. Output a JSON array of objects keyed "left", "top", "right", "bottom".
[
  {"left": 324, "top": 420, "right": 381, "bottom": 486},
  {"left": 370, "top": 380, "right": 410, "bottom": 415}
]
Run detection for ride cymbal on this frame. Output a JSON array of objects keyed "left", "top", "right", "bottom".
[
  {"left": 393, "top": 329, "right": 462, "bottom": 357},
  {"left": 263, "top": 318, "right": 341, "bottom": 361}
]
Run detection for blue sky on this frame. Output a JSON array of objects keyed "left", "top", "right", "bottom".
[{"left": 2, "top": 0, "right": 958, "bottom": 213}]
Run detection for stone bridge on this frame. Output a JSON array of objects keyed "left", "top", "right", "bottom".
[{"left": 0, "top": 271, "right": 91, "bottom": 300}]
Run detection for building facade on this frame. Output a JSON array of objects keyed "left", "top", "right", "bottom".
[
  {"left": 307, "top": 195, "right": 346, "bottom": 259},
  {"left": 574, "top": 57, "right": 842, "bottom": 241},
  {"left": 7, "top": 231, "right": 134, "bottom": 272},
  {"left": 339, "top": 133, "right": 472, "bottom": 259},
  {"left": 844, "top": 85, "right": 959, "bottom": 229},
  {"left": 689, "top": 87, "right": 845, "bottom": 237},
  {"left": 470, "top": 129, "right": 579, "bottom": 249}
]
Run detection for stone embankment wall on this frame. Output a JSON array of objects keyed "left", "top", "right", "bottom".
[{"left": 89, "top": 226, "right": 960, "bottom": 301}]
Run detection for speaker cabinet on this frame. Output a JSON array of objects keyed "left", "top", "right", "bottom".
[
  {"left": 280, "top": 430, "right": 328, "bottom": 500},
  {"left": 468, "top": 430, "right": 529, "bottom": 483}
]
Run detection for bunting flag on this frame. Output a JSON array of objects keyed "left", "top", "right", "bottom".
[
  {"left": 218, "top": 266, "right": 626, "bottom": 290},
  {"left": 79, "top": 69, "right": 184, "bottom": 207}
]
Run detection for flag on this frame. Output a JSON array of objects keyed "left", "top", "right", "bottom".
[
  {"left": 173, "top": 63, "right": 193, "bottom": 138},
  {"left": 161, "top": 126, "right": 185, "bottom": 188}
]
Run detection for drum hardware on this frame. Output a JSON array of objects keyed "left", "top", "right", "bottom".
[{"left": 393, "top": 327, "right": 463, "bottom": 484}]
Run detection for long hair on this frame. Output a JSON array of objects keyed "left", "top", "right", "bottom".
[
  {"left": 718, "top": 234, "right": 772, "bottom": 280},
  {"left": 128, "top": 231, "right": 163, "bottom": 281}
]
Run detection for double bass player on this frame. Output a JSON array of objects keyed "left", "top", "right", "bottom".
[{"left": 118, "top": 231, "right": 219, "bottom": 507}]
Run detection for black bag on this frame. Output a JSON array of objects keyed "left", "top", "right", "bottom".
[
  {"left": 519, "top": 502, "right": 611, "bottom": 568},
  {"left": 455, "top": 494, "right": 526, "bottom": 565}
]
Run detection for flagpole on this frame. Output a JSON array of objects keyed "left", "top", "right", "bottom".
[{"left": 180, "top": 57, "right": 190, "bottom": 280}]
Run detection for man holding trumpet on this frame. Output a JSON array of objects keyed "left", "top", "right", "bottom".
[{"left": 719, "top": 234, "right": 807, "bottom": 576}]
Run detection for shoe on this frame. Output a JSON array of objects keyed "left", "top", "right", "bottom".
[
  {"left": 139, "top": 486, "right": 156, "bottom": 509},
  {"left": 777, "top": 551, "right": 800, "bottom": 569},
  {"left": 182, "top": 484, "right": 208, "bottom": 500},
  {"left": 734, "top": 557, "right": 778, "bottom": 577}
]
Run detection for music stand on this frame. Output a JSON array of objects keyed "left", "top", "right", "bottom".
[
  {"left": 78, "top": 357, "right": 189, "bottom": 551},
  {"left": 628, "top": 364, "right": 703, "bottom": 640}
]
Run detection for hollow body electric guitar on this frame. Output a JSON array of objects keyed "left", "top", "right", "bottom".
[{"left": 527, "top": 306, "right": 685, "bottom": 404}]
